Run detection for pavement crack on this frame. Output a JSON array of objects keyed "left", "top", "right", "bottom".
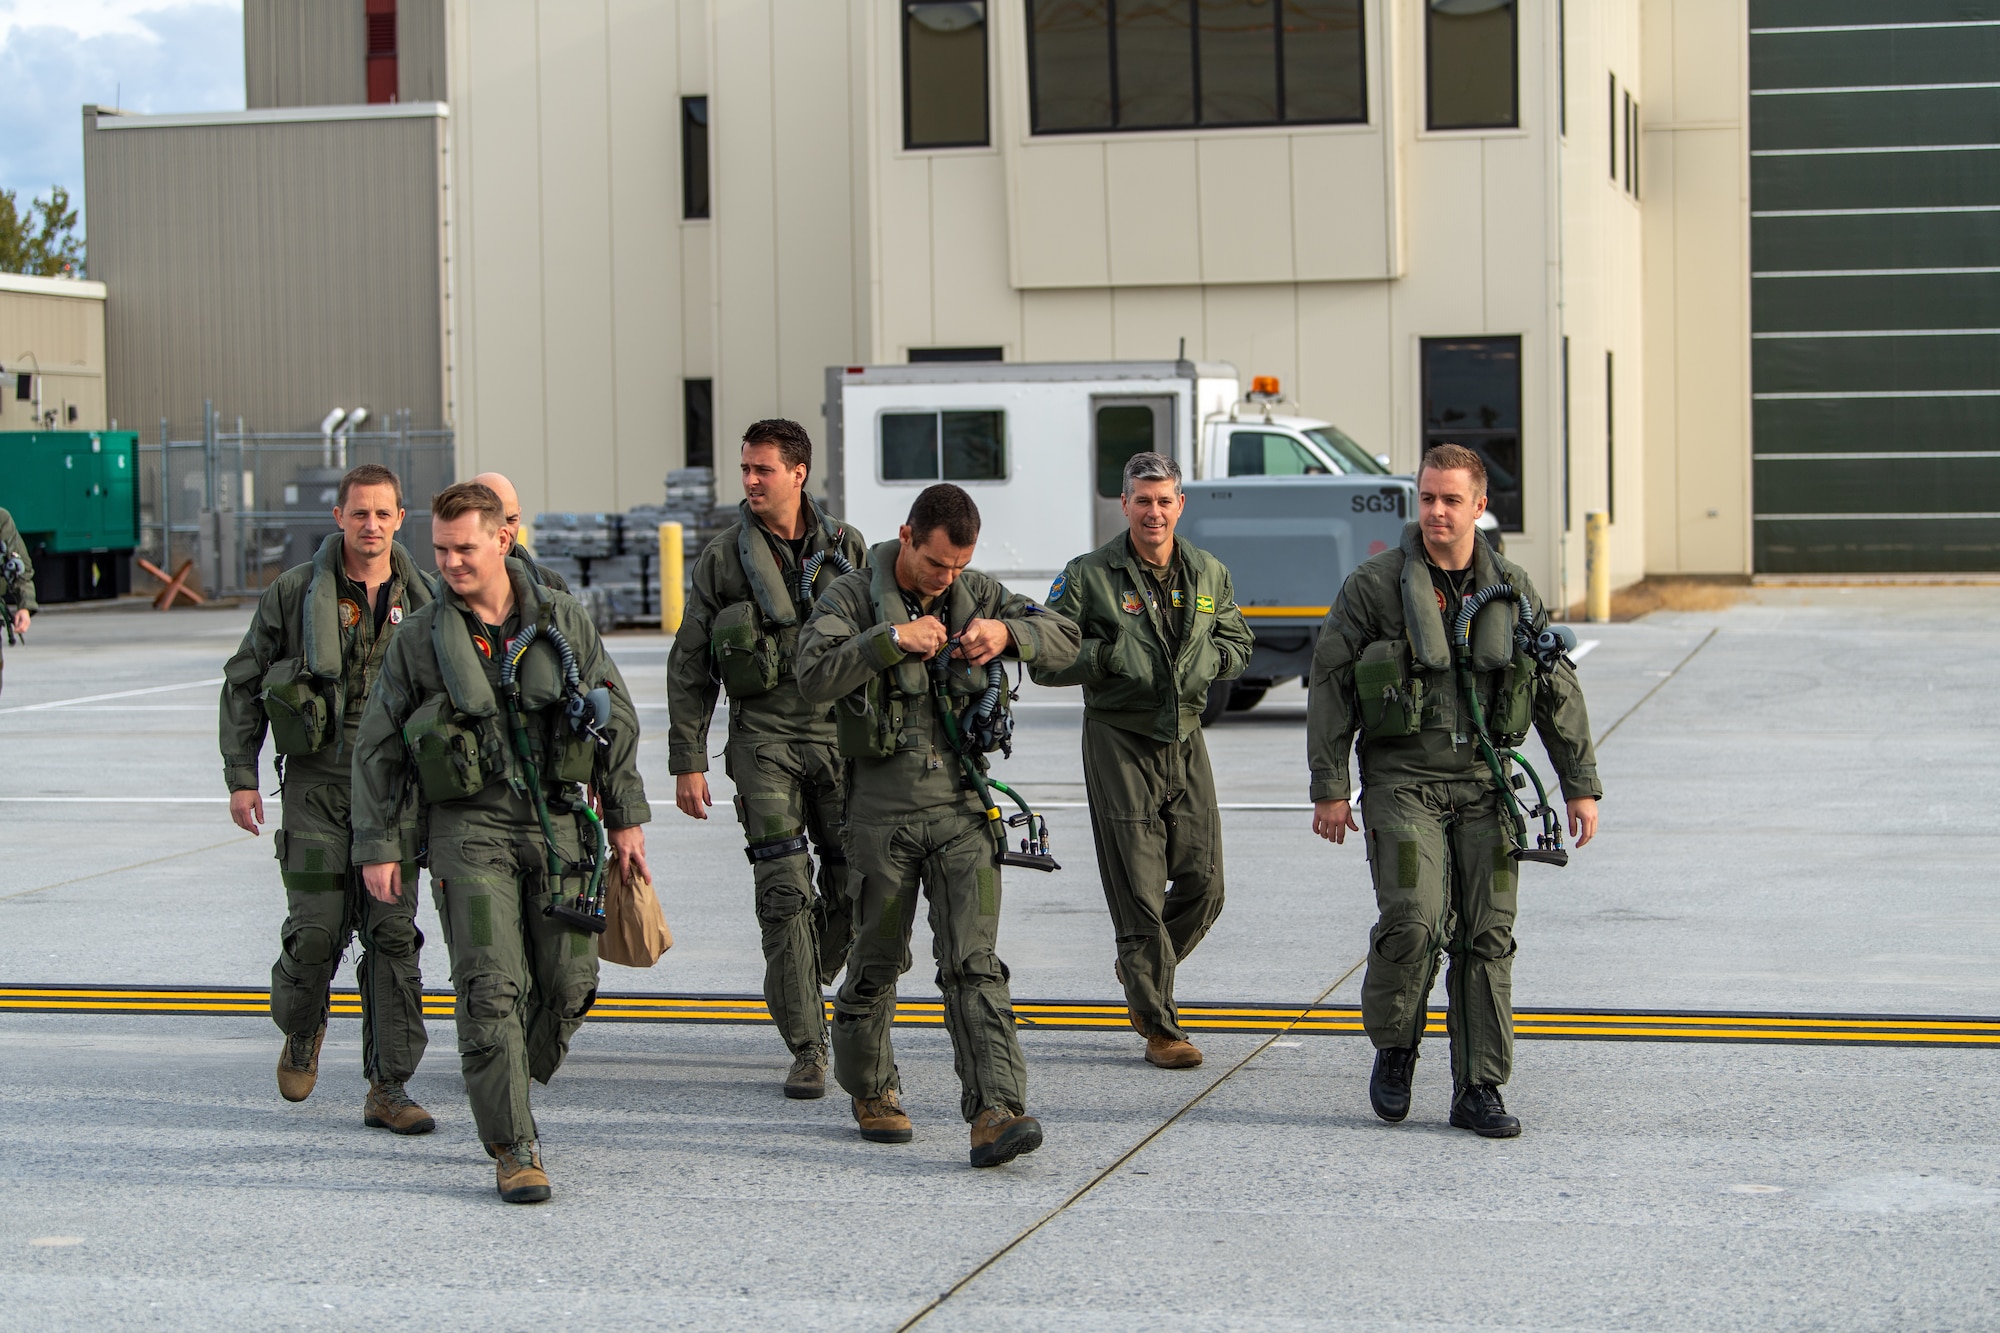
[
  {"left": 1593, "top": 628, "right": 1718, "bottom": 748},
  {"left": 0, "top": 836, "right": 255, "bottom": 902},
  {"left": 894, "top": 955, "right": 1368, "bottom": 1332}
]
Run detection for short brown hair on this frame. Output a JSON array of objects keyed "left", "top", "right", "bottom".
[
  {"left": 742, "top": 418, "right": 813, "bottom": 475},
  {"left": 1419, "top": 444, "right": 1488, "bottom": 497},
  {"left": 337, "top": 462, "right": 403, "bottom": 509},
  {"left": 906, "top": 483, "right": 980, "bottom": 548},
  {"left": 431, "top": 481, "right": 504, "bottom": 532}
]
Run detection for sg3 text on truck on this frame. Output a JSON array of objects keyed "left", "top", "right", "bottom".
[{"left": 821, "top": 360, "right": 1479, "bottom": 723}]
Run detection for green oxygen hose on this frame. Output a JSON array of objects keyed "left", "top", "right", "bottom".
[
  {"left": 1451, "top": 583, "right": 1570, "bottom": 868},
  {"left": 927, "top": 640, "right": 1060, "bottom": 872},
  {"left": 501, "top": 624, "right": 610, "bottom": 931}
]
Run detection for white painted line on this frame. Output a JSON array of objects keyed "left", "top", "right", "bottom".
[
  {"left": 1571, "top": 639, "right": 1600, "bottom": 661},
  {"left": 1035, "top": 801, "right": 1310, "bottom": 811},
  {"left": 0, "top": 797, "right": 236, "bottom": 804},
  {"left": 0, "top": 677, "right": 224, "bottom": 716}
]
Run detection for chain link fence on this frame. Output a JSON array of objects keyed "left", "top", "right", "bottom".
[{"left": 138, "top": 403, "right": 453, "bottom": 598}]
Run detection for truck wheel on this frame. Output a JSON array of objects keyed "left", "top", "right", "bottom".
[
  {"left": 1225, "top": 685, "right": 1267, "bottom": 713},
  {"left": 1199, "top": 679, "right": 1232, "bottom": 727}
]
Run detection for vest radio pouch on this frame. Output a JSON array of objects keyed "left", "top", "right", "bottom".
[
  {"left": 261, "top": 658, "right": 333, "bottom": 756},
  {"left": 711, "top": 600, "right": 781, "bottom": 698},
  {"left": 834, "top": 675, "right": 902, "bottom": 760},
  {"left": 403, "top": 695, "right": 493, "bottom": 802},
  {"left": 1354, "top": 640, "right": 1424, "bottom": 738},
  {"left": 1492, "top": 649, "right": 1536, "bottom": 747}
]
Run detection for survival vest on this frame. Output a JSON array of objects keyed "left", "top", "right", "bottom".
[{"left": 710, "top": 499, "right": 852, "bottom": 698}]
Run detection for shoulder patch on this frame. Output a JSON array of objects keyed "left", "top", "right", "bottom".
[
  {"left": 1048, "top": 571, "right": 1067, "bottom": 603},
  {"left": 1195, "top": 594, "right": 1215, "bottom": 615},
  {"left": 1120, "top": 590, "right": 1144, "bottom": 616},
  {"left": 337, "top": 598, "right": 362, "bottom": 629}
]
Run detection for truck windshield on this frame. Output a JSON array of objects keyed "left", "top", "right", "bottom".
[{"left": 1303, "top": 425, "right": 1388, "bottom": 475}]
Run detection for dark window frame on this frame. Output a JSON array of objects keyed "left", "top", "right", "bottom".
[
  {"left": 1420, "top": 334, "right": 1526, "bottom": 533},
  {"left": 877, "top": 408, "right": 1010, "bottom": 484},
  {"left": 681, "top": 96, "right": 710, "bottom": 220},
  {"left": 683, "top": 378, "right": 714, "bottom": 470},
  {"left": 1424, "top": 0, "right": 1518, "bottom": 132},
  {"left": 1557, "top": 0, "right": 1566, "bottom": 137},
  {"left": 909, "top": 346, "right": 1005, "bottom": 363},
  {"left": 1608, "top": 74, "right": 1618, "bottom": 179},
  {"left": 1605, "top": 350, "right": 1616, "bottom": 524},
  {"left": 903, "top": 1, "right": 992, "bottom": 150},
  {"left": 1561, "top": 334, "right": 1571, "bottom": 532},
  {"left": 1024, "top": 0, "right": 1369, "bottom": 136}
]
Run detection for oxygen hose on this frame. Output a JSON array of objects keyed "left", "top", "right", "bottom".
[
  {"left": 500, "top": 623, "right": 610, "bottom": 929},
  {"left": 927, "top": 638, "right": 1058, "bottom": 871},
  {"left": 796, "top": 542, "right": 856, "bottom": 604},
  {"left": 1451, "top": 584, "right": 1571, "bottom": 867}
]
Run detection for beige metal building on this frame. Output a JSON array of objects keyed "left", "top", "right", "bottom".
[
  {"left": 0, "top": 273, "right": 109, "bottom": 432},
  {"left": 82, "top": 99, "right": 451, "bottom": 442},
  {"left": 423, "top": 0, "right": 1734, "bottom": 604}
]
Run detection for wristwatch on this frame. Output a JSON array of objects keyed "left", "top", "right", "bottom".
[{"left": 887, "top": 623, "right": 902, "bottom": 652}]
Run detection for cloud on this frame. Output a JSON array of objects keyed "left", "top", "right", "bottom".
[{"left": 0, "top": 2, "right": 244, "bottom": 221}]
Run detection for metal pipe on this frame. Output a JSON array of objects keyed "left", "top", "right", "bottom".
[{"left": 318, "top": 408, "right": 346, "bottom": 467}]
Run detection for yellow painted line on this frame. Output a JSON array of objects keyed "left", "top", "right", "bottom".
[
  {"left": 1240, "top": 607, "right": 1328, "bottom": 618},
  {"left": 4, "top": 987, "right": 1995, "bottom": 1047}
]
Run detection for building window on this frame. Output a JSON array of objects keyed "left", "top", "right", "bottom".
[
  {"left": 1625, "top": 93, "right": 1639, "bottom": 197},
  {"left": 1026, "top": 0, "right": 1366, "bottom": 135},
  {"left": 905, "top": 2, "right": 990, "bottom": 149},
  {"left": 880, "top": 410, "right": 1007, "bottom": 482},
  {"left": 1557, "top": 0, "right": 1566, "bottom": 136},
  {"left": 909, "top": 346, "right": 1004, "bottom": 362},
  {"left": 1560, "top": 335, "right": 1571, "bottom": 532},
  {"left": 682, "top": 97, "right": 710, "bottom": 220},
  {"left": 1426, "top": 0, "right": 1515, "bottom": 131},
  {"left": 1608, "top": 74, "right": 1618, "bottom": 179},
  {"left": 366, "top": 0, "right": 398, "bottom": 104},
  {"left": 684, "top": 378, "right": 713, "bottom": 470},
  {"left": 1421, "top": 336, "right": 1523, "bottom": 531},
  {"left": 1605, "top": 350, "right": 1616, "bottom": 523}
]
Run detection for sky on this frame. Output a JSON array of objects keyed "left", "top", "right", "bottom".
[{"left": 0, "top": 1, "right": 245, "bottom": 231}]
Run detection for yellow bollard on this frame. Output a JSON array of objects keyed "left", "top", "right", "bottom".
[
  {"left": 1584, "top": 511, "right": 1611, "bottom": 623},
  {"left": 659, "top": 522, "right": 684, "bottom": 633}
]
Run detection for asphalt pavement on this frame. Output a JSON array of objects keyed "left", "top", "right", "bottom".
[{"left": 0, "top": 584, "right": 1995, "bottom": 1330}]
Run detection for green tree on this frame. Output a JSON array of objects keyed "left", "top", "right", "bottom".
[{"left": 0, "top": 186, "right": 85, "bottom": 278}]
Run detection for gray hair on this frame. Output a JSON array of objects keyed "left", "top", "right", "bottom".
[{"left": 1122, "top": 450, "right": 1183, "bottom": 497}]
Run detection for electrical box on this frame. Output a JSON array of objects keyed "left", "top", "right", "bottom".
[{"left": 0, "top": 430, "right": 141, "bottom": 552}]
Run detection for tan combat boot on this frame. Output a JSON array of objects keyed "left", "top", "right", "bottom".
[
  {"left": 851, "top": 1091, "right": 913, "bottom": 1144},
  {"left": 784, "top": 1047, "right": 828, "bottom": 1100},
  {"left": 1145, "top": 1035, "right": 1203, "bottom": 1069},
  {"left": 276, "top": 1024, "right": 325, "bottom": 1102},
  {"left": 969, "top": 1107, "right": 1043, "bottom": 1168},
  {"left": 490, "top": 1141, "right": 552, "bottom": 1204},
  {"left": 364, "top": 1079, "right": 437, "bottom": 1135}
]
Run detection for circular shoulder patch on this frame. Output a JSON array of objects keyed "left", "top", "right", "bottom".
[
  {"left": 337, "top": 598, "right": 362, "bottom": 629},
  {"left": 389, "top": 606, "right": 404, "bottom": 624},
  {"left": 1047, "top": 572, "right": 1067, "bottom": 603}
]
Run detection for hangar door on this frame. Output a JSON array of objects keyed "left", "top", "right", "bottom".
[{"left": 1750, "top": 3, "right": 2000, "bottom": 572}]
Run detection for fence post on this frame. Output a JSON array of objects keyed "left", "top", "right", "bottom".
[{"left": 659, "top": 523, "right": 684, "bottom": 634}]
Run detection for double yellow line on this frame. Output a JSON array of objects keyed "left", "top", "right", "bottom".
[{"left": 3, "top": 986, "right": 1996, "bottom": 1048}]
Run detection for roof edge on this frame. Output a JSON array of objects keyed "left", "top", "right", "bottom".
[
  {"left": 90, "top": 102, "right": 448, "bottom": 132},
  {"left": 0, "top": 272, "right": 107, "bottom": 300}
]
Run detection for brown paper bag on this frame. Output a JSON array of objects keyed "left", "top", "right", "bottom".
[{"left": 599, "top": 861, "right": 673, "bottom": 968}]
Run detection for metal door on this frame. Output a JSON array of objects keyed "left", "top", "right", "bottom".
[{"left": 1091, "top": 396, "right": 1172, "bottom": 546}]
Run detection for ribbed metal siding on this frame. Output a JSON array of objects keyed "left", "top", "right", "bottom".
[
  {"left": 245, "top": 0, "right": 367, "bottom": 109},
  {"left": 84, "top": 111, "right": 448, "bottom": 440},
  {"left": 1750, "top": 0, "right": 2000, "bottom": 572}
]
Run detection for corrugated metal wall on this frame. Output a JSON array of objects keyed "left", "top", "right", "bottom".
[
  {"left": 83, "top": 107, "right": 449, "bottom": 441},
  {"left": 1750, "top": 0, "right": 2000, "bottom": 572},
  {"left": 246, "top": 0, "right": 447, "bottom": 109}
]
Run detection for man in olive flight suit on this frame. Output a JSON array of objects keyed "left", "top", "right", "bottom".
[
  {"left": 0, "top": 504, "right": 36, "bottom": 697},
  {"left": 473, "top": 471, "right": 572, "bottom": 593},
  {"left": 669, "top": 419, "right": 868, "bottom": 1098},
  {"left": 795, "top": 483, "right": 1080, "bottom": 1167},
  {"left": 1308, "top": 445, "right": 1601, "bottom": 1138},
  {"left": 219, "top": 463, "right": 436, "bottom": 1132},
  {"left": 1034, "top": 451, "right": 1254, "bottom": 1070},
  {"left": 353, "top": 481, "right": 651, "bottom": 1203}
]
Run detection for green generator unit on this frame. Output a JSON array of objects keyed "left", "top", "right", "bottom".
[{"left": 0, "top": 430, "right": 139, "bottom": 603}]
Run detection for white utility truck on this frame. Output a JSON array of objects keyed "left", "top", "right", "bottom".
[{"left": 820, "top": 360, "right": 1390, "bottom": 593}]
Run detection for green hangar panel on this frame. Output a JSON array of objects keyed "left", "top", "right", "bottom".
[{"left": 1750, "top": 1, "right": 2000, "bottom": 572}]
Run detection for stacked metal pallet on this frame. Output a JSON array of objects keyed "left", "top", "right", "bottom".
[{"left": 528, "top": 467, "right": 730, "bottom": 629}]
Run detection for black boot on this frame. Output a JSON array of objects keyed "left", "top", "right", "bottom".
[
  {"left": 1368, "top": 1046, "right": 1418, "bottom": 1123},
  {"left": 1450, "top": 1083, "right": 1522, "bottom": 1138}
]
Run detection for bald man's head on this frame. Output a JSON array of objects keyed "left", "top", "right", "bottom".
[{"left": 470, "top": 472, "right": 523, "bottom": 546}]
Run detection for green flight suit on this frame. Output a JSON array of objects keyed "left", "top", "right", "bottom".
[
  {"left": 0, "top": 507, "right": 38, "bottom": 697},
  {"left": 219, "top": 534, "right": 434, "bottom": 1081},
  {"left": 667, "top": 498, "right": 869, "bottom": 1056},
  {"left": 1033, "top": 533, "right": 1255, "bottom": 1041},
  {"left": 350, "top": 559, "right": 651, "bottom": 1146},
  {"left": 795, "top": 541, "right": 1080, "bottom": 1121},
  {"left": 1307, "top": 523, "right": 1601, "bottom": 1089}
]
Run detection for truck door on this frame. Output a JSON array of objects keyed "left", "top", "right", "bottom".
[{"left": 1092, "top": 397, "right": 1172, "bottom": 545}]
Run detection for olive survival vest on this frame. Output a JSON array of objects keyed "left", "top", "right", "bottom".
[
  {"left": 833, "top": 539, "right": 998, "bottom": 761},
  {"left": 261, "top": 534, "right": 432, "bottom": 757},
  {"left": 709, "top": 500, "right": 851, "bottom": 698},
  {"left": 1352, "top": 531, "right": 1538, "bottom": 747},
  {"left": 401, "top": 569, "right": 595, "bottom": 802}
]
